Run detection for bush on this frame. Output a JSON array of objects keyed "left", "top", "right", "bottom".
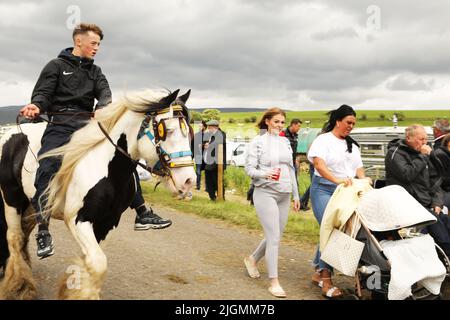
[
  {"left": 244, "top": 118, "right": 251, "bottom": 123},
  {"left": 359, "top": 113, "right": 368, "bottom": 121},
  {"left": 397, "top": 112, "right": 405, "bottom": 121},
  {"left": 202, "top": 109, "right": 221, "bottom": 122},
  {"left": 250, "top": 116, "right": 257, "bottom": 123},
  {"left": 190, "top": 111, "right": 203, "bottom": 123},
  {"left": 228, "top": 118, "right": 236, "bottom": 124},
  {"left": 379, "top": 113, "right": 386, "bottom": 121}
]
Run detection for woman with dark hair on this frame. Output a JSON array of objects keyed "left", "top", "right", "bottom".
[
  {"left": 307, "top": 104, "right": 371, "bottom": 299},
  {"left": 244, "top": 107, "right": 300, "bottom": 298}
]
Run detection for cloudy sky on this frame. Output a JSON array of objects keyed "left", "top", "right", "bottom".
[{"left": 1, "top": 0, "right": 450, "bottom": 110}]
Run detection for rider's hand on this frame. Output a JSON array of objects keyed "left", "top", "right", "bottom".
[
  {"left": 19, "top": 104, "right": 40, "bottom": 119},
  {"left": 434, "top": 206, "right": 442, "bottom": 215}
]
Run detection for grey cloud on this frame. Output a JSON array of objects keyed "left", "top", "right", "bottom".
[
  {"left": 1, "top": 0, "right": 450, "bottom": 109},
  {"left": 311, "top": 28, "right": 358, "bottom": 41},
  {"left": 386, "top": 75, "right": 434, "bottom": 91}
]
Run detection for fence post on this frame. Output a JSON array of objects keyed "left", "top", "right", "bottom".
[{"left": 217, "top": 144, "right": 224, "bottom": 201}]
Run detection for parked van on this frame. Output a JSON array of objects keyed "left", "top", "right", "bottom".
[{"left": 296, "top": 125, "right": 434, "bottom": 179}]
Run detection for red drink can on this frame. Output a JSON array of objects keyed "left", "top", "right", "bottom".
[{"left": 273, "top": 167, "right": 281, "bottom": 181}]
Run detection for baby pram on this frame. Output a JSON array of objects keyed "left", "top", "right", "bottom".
[{"left": 321, "top": 181, "right": 449, "bottom": 300}]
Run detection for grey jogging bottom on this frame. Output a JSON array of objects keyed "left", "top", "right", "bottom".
[{"left": 251, "top": 186, "right": 291, "bottom": 278}]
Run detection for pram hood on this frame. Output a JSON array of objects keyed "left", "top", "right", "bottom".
[{"left": 356, "top": 185, "right": 436, "bottom": 231}]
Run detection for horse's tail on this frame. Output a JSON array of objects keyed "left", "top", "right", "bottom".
[{"left": 0, "top": 190, "right": 9, "bottom": 270}]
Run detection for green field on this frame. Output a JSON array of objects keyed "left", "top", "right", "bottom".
[{"left": 206, "top": 109, "right": 450, "bottom": 139}]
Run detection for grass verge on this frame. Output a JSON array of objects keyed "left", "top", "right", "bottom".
[{"left": 141, "top": 179, "right": 319, "bottom": 245}]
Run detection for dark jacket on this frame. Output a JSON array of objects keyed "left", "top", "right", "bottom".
[
  {"left": 282, "top": 128, "right": 298, "bottom": 164},
  {"left": 433, "top": 135, "right": 446, "bottom": 149},
  {"left": 431, "top": 146, "right": 450, "bottom": 192},
  {"left": 192, "top": 129, "right": 207, "bottom": 166},
  {"left": 385, "top": 138, "right": 444, "bottom": 208},
  {"left": 203, "top": 129, "right": 227, "bottom": 171},
  {"left": 31, "top": 48, "right": 112, "bottom": 113}
]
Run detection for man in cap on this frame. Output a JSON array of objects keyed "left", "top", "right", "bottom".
[{"left": 203, "top": 119, "right": 227, "bottom": 201}]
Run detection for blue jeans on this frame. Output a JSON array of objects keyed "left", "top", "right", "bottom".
[{"left": 310, "top": 175, "right": 337, "bottom": 271}]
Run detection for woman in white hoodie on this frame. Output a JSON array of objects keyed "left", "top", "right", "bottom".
[{"left": 244, "top": 107, "right": 300, "bottom": 298}]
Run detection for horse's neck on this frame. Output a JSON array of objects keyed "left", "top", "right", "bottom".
[
  {"left": 107, "top": 111, "right": 158, "bottom": 162},
  {"left": 108, "top": 111, "right": 142, "bottom": 157}
]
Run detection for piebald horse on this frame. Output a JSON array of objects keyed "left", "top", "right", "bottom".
[{"left": 0, "top": 89, "right": 196, "bottom": 299}]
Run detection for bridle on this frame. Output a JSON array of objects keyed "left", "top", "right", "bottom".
[
  {"left": 98, "top": 104, "right": 194, "bottom": 181},
  {"left": 136, "top": 104, "right": 195, "bottom": 176}
]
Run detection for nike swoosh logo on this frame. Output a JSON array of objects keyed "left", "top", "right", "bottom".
[{"left": 63, "top": 71, "right": 73, "bottom": 75}]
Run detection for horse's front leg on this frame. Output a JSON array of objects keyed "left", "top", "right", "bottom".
[{"left": 58, "top": 218, "right": 107, "bottom": 300}]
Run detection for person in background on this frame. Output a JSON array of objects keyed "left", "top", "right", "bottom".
[
  {"left": 280, "top": 119, "right": 308, "bottom": 209},
  {"left": 192, "top": 120, "right": 207, "bottom": 190},
  {"left": 432, "top": 119, "right": 450, "bottom": 149},
  {"left": 203, "top": 120, "right": 227, "bottom": 201},
  {"left": 431, "top": 119, "right": 450, "bottom": 212},
  {"left": 308, "top": 104, "right": 370, "bottom": 299},
  {"left": 244, "top": 107, "right": 300, "bottom": 298},
  {"left": 280, "top": 118, "right": 302, "bottom": 171},
  {"left": 431, "top": 133, "right": 450, "bottom": 210}
]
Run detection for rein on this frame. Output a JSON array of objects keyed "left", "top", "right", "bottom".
[
  {"left": 15, "top": 111, "right": 95, "bottom": 169},
  {"left": 97, "top": 122, "right": 169, "bottom": 177},
  {"left": 15, "top": 106, "right": 194, "bottom": 188}
]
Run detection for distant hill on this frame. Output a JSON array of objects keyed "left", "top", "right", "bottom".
[
  {"left": 0, "top": 105, "right": 23, "bottom": 125},
  {"left": 190, "top": 107, "right": 268, "bottom": 113}
]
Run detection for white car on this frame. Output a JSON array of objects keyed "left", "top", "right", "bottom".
[{"left": 227, "top": 141, "right": 248, "bottom": 167}]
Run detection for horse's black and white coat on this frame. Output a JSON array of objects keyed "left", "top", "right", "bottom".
[{"left": 0, "top": 90, "right": 196, "bottom": 299}]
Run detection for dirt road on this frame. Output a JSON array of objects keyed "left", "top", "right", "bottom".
[{"left": 30, "top": 205, "right": 353, "bottom": 300}]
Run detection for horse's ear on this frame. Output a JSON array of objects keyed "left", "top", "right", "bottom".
[
  {"left": 177, "top": 89, "right": 191, "bottom": 104},
  {"left": 159, "top": 89, "right": 180, "bottom": 108}
]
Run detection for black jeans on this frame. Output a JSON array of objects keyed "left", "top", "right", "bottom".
[
  {"left": 205, "top": 169, "right": 225, "bottom": 200},
  {"left": 32, "top": 122, "right": 87, "bottom": 224}
]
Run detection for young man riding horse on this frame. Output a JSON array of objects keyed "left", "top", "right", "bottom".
[{"left": 19, "top": 23, "right": 171, "bottom": 259}]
